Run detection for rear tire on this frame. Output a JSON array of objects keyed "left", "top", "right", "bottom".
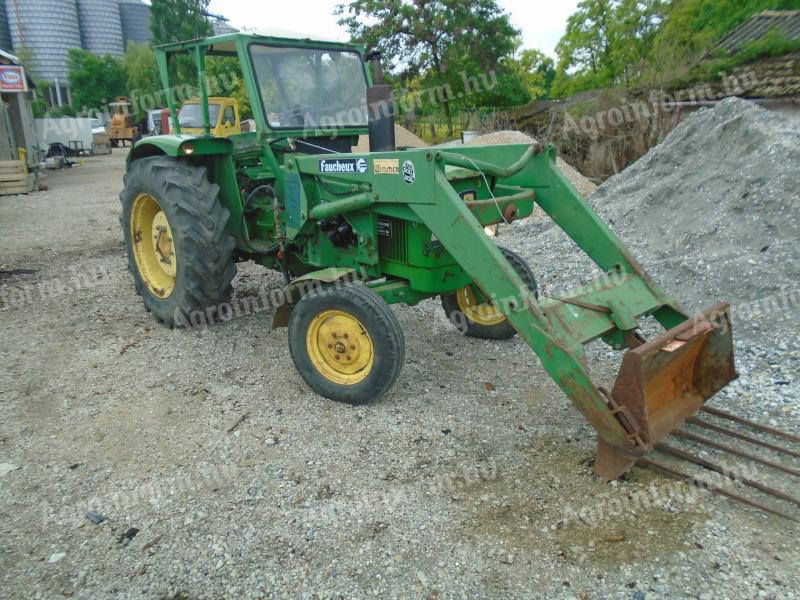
[
  {"left": 119, "top": 156, "right": 236, "bottom": 327},
  {"left": 288, "top": 283, "right": 405, "bottom": 404},
  {"left": 441, "top": 246, "right": 538, "bottom": 340}
]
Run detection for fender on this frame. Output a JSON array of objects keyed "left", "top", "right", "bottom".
[
  {"left": 270, "top": 267, "right": 357, "bottom": 330},
  {"left": 128, "top": 134, "right": 233, "bottom": 165},
  {"left": 127, "top": 135, "right": 245, "bottom": 239}
]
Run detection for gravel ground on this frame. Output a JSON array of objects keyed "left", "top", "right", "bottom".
[{"left": 0, "top": 116, "right": 798, "bottom": 600}]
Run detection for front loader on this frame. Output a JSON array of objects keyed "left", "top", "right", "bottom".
[{"left": 119, "top": 33, "right": 799, "bottom": 500}]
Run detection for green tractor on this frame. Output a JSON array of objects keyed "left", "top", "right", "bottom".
[{"left": 120, "top": 33, "right": 737, "bottom": 480}]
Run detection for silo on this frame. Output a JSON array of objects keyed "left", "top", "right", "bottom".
[
  {"left": 212, "top": 19, "right": 238, "bottom": 36},
  {"left": 4, "top": 0, "right": 83, "bottom": 81},
  {"left": 77, "top": 0, "right": 124, "bottom": 58},
  {"left": 0, "top": 1, "right": 12, "bottom": 52},
  {"left": 118, "top": 0, "right": 151, "bottom": 49}
]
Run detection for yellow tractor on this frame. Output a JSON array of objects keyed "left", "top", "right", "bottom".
[
  {"left": 108, "top": 97, "right": 138, "bottom": 147},
  {"left": 178, "top": 97, "right": 241, "bottom": 137}
]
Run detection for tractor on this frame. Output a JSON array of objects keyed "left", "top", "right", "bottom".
[
  {"left": 178, "top": 96, "right": 241, "bottom": 138},
  {"left": 120, "top": 33, "right": 739, "bottom": 481},
  {"left": 108, "top": 97, "right": 138, "bottom": 147}
]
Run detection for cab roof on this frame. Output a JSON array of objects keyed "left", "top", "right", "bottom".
[{"left": 155, "top": 32, "right": 366, "bottom": 57}]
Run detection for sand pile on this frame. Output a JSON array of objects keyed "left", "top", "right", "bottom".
[
  {"left": 464, "top": 130, "right": 598, "bottom": 197},
  {"left": 354, "top": 125, "right": 428, "bottom": 152}
]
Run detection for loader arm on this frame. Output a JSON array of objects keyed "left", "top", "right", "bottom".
[{"left": 412, "top": 144, "right": 736, "bottom": 479}]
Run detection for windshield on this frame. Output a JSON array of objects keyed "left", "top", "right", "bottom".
[
  {"left": 179, "top": 103, "right": 221, "bottom": 128},
  {"left": 250, "top": 44, "right": 368, "bottom": 129}
]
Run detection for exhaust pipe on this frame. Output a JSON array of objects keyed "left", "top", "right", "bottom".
[{"left": 366, "top": 51, "right": 395, "bottom": 152}]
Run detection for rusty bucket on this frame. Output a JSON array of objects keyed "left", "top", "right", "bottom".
[{"left": 595, "top": 303, "right": 737, "bottom": 480}]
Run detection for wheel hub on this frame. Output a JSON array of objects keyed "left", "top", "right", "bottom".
[
  {"left": 307, "top": 311, "right": 374, "bottom": 384},
  {"left": 130, "top": 193, "right": 177, "bottom": 298},
  {"left": 152, "top": 212, "right": 176, "bottom": 272},
  {"left": 455, "top": 285, "right": 506, "bottom": 326}
]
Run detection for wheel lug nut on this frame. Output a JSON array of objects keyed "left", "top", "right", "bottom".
[
  {"left": 346, "top": 355, "right": 351, "bottom": 360},
  {"left": 350, "top": 345, "right": 355, "bottom": 350},
  {"left": 327, "top": 344, "right": 333, "bottom": 349},
  {"left": 343, "top": 333, "right": 349, "bottom": 339}
]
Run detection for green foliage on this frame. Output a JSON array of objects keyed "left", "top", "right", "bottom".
[
  {"left": 150, "top": 0, "right": 213, "bottom": 45},
  {"left": 150, "top": 0, "right": 213, "bottom": 84},
  {"left": 676, "top": 29, "right": 800, "bottom": 85},
  {"left": 511, "top": 48, "right": 556, "bottom": 100},
  {"left": 124, "top": 42, "right": 161, "bottom": 120},
  {"left": 206, "top": 56, "right": 252, "bottom": 120},
  {"left": 552, "top": 0, "right": 668, "bottom": 97},
  {"left": 651, "top": 0, "right": 800, "bottom": 70},
  {"left": 553, "top": 0, "right": 800, "bottom": 97},
  {"left": 31, "top": 96, "right": 48, "bottom": 118},
  {"left": 337, "top": 0, "right": 529, "bottom": 134},
  {"left": 67, "top": 49, "right": 128, "bottom": 112},
  {"left": 46, "top": 105, "right": 78, "bottom": 118}
]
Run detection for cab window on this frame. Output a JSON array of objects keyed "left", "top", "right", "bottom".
[{"left": 221, "top": 105, "right": 236, "bottom": 127}]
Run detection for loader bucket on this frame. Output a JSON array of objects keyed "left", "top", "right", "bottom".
[{"left": 595, "top": 303, "right": 737, "bottom": 480}]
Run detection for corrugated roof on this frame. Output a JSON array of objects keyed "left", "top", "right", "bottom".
[{"left": 716, "top": 10, "right": 800, "bottom": 54}]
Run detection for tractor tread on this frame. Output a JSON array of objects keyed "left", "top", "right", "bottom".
[{"left": 119, "top": 156, "right": 236, "bottom": 327}]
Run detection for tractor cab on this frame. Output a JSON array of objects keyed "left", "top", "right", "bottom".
[
  {"left": 179, "top": 97, "right": 241, "bottom": 138},
  {"left": 150, "top": 33, "right": 376, "bottom": 153}
]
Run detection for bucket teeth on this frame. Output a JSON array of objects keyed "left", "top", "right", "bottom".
[
  {"left": 688, "top": 417, "right": 800, "bottom": 459},
  {"left": 638, "top": 458, "right": 799, "bottom": 524},
  {"left": 638, "top": 405, "right": 800, "bottom": 523},
  {"left": 673, "top": 430, "right": 800, "bottom": 478},
  {"left": 701, "top": 406, "right": 800, "bottom": 444},
  {"left": 654, "top": 442, "right": 800, "bottom": 508}
]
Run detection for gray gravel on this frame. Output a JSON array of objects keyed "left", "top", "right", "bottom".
[{"left": 0, "top": 106, "right": 798, "bottom": 600}]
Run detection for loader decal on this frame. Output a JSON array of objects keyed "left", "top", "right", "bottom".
[
  {"left": 402, "top": 160, "right": 416, "bottom": 184},
  {"left": 319, "top": 158, "right": 368, "bottom": 174},
  {"left": 373, "top": 158, "right": 400, "bottom": 175}
]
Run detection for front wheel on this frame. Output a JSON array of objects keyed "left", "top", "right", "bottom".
[
  {"left": 288, "top": 284, "right": 405, "bottom": 404},
  {"left": 441, "top": 246, "right": 538, "bottom": 340}
]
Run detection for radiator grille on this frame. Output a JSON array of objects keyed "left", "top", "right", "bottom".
[{"left": 377, "top": 217, "right": 407, "bottom": 263}]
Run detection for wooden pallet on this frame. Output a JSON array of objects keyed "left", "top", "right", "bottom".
[{"left": 0, "top": 160, "right": 29, "bottom": 195}]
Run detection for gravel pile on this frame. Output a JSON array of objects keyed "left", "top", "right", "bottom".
[{"left": 503, "top": 97, "right": 799, "bottom": 428}]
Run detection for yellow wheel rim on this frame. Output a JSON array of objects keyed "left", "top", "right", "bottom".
[
  {"left": 455, "top": 286, "right": 507, "bottom": 326},
  {"left": 306, "top": 310, "right": 374, "bottom": 385},
  {"left": 130, "top": 193, "right": 177, "bottom": 299}
]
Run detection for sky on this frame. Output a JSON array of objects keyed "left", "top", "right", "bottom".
[{"left": 206, "top": 0, "right": 580, "bottom": 59}]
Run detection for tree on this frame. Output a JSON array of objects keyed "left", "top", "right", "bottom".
[
  {"left": 206, "top": 56, "right": 252, "bottom": 120},
  {"left": 67, "top": 49, "right": 128, "bottom": 114},
  {"left": 552, "top": 0, "right": 667, "bottom": 97},
  {"left": 150, "top": 0, "right": 213, "bottom": 84},
  {"left": 552, "top": 0, "right": 799, "bottom": 97},
  {"left": 512, "top": 48, "right": 556, "bottom": 100},
  {"left": 337, "top": 0, "right": 525, "bottom": 135},
  {"left": 124, "top": 42, "right": 161, "bottom": 119},
  {"left": 150, "top": 0, "right": 213, "bottom": 45}
]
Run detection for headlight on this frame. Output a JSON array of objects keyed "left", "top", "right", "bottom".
[{"left": 182, "top": 143, "right": 195, "bottom": 155}]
